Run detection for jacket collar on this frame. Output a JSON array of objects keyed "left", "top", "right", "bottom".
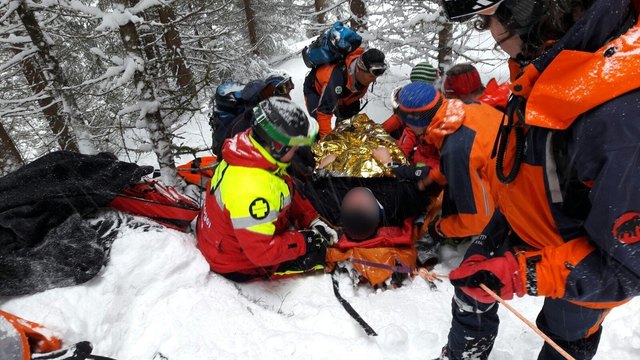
[
  {"left": 221, "top": 130, "right": 290, "bottom": 174},
  {"left": 508, "top": 0, "right": 639, "bottom": 129}
]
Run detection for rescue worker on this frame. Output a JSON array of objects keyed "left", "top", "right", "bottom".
[
  {"left": 443, "top": 63, "right": 510, "bottom": 110},
  {"left": 196, "top": 97, "right": 338, "bottom": 282},
  {"left": 373, "top": 82, "right": 503, "bottom": 240},
  {"left": 437, "top": 0, "right": 640, "bottom": 359},
  {"left": 212, "top": 72, "right": 295, "bottom": 159},
  {"left": 382, "top": 61, "right": 439, "bottom": 137},
  {"left": 303, "top": 48, "right": 387, "bottom": 137}
]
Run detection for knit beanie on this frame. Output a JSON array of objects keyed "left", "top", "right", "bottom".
[
  {"left": 444, "top": 64, "right": 483, "bottom": 97},
  {"left": 410, "top": 62, "right": 438, "bottom": 84},
  {"left": 397, "top": 82, "right": 443, "bottom": 128}
]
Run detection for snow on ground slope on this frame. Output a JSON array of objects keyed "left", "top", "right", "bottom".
[
  {"left": 1, "top": 213, "right": 639, "bottom": 359},
  {"left": 2, "top": 54, "right": 639, "bottom": 360}
]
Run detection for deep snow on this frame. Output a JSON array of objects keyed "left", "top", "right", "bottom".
[{"left": 2, "top": 51, "right": 639, "bottom": 360}]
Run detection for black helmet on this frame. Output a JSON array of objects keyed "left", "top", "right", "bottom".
[
  {"left": 440, "top": 0, "right": 506, "bottom": 21},
  {"left": 442, "top": 0, "right": 545, "bottom": 36},
  {"left": 265, "top": 71, "right": 294, "bottom": 97},
  {"left": 251, "top": 97, "right": 318, "bottom": 159}
]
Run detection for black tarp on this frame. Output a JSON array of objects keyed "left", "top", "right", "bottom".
[{"left": 0, "top": 151, "right": 152, "bottom": 296}]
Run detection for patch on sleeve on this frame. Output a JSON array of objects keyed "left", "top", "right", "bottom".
[
  {"left": 335, "top": 86, "right": 343, "bottom": 95},
  {"left": 249, "top": 197, "right": 270, "bottom": 220},
  {"left": 612, "top": 211, "right": 640, "bottom": 244}
]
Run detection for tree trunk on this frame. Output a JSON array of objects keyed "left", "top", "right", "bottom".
[
  {"left": 314, "top": 0, "right": 326, "bottom": 25},
  {"left": 158, "top": 6, "right": 195, "bottom": 93},
  {"left": 242, "top": 0, "right": 259, "bottom": 55},
  {"left": 13, "top": 44, "right": 79, "bottom": 152},
  {"left": 349, "top": 0, "right": 367, "bottom": 30},
  {"left": 117, "top": 1, "right": 179, "bottom": 187},
  {"left": 0, "top": 123, "right": 23, "bottom": 175},
  {"left": 15, "top": 3, "right": 81, "bottom": 152},
  {"left": 437, "top": 18, "right": 453, "bottom": 80}
]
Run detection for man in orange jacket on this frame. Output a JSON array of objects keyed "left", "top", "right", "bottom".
[
  {"left": 373, "top": 82, "right": 503, "bottom": 240},
  {"left": 437, "top": 0, "right": 640, "bottom": 359},
  {"left": 303, "top": 48, "right": 387, "bottom": 137}
]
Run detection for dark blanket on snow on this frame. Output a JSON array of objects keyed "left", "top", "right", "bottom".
[{"left": 0, "top": 151, "right": 152, "bottom": 296}]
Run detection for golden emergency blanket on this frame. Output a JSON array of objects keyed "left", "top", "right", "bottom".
[{"left": 312, "top": 114, "right": 407, "bottom": 177}]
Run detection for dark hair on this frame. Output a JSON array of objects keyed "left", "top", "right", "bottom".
[
  {"left": 445, "top": 63, "right": 477, "bottom": 77},
  {"left": 475, "top": 0, "right": 594, "bottom": 59}
]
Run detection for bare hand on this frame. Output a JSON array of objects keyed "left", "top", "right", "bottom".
[
  {"left": 372, "top": 147, "right": 392, "bottom": 164},
  {"left": 318, "top": 154, "right": 337, "bottom": 168}
]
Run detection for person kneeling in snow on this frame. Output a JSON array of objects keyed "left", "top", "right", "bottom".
[{"left": 196, "top": 97, "right": 338, "bottom": 282}]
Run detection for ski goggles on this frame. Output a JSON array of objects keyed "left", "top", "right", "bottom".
[
  {"left": 357, "top": 59, "right": 388, "bottom": 77},
  {"left": 274, "top": 78, "right": 295, "bottom": 96},
  {"left": 368, "top": 64, "right": 387, "bottom": 77}
]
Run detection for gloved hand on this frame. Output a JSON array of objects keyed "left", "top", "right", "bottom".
[
  {"left": 391, "top": 164, "right": 430, "bottom": 182},
  {"left": 449, "top": 252, "right": 525, "bottom": 303},
  {"left": 298, "top": 230, "right": 329, "bottom": 271},
  {"left": 310, "top": 218, "right": 339, "bottom": 246},
  {"left": 301, "top": 229, "right": 330, "bottom": 249}
]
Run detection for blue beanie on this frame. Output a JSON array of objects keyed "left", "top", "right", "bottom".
[{"left": 397, "top": 82, "right": 443, "bottom": 127}]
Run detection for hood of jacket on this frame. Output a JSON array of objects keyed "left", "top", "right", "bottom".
[
  {"left": 425, "top": 99, "right": 465, "bottom": 149},
  {"left": 509, "top": 0, "right": 640, "bottom": 129}
]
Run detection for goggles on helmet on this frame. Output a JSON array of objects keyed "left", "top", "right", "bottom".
[
  {"left": 357, "top": 58, "right": 388, "bottom": 77},
  {"left": 274, "top": 78, "right": 294, "bottom": 96},
  {"left": 369, "top": 64, "right": 387, "bottom": 77},
  {"left": 440, "top": 0, "right": 505, "bottom": 21}
]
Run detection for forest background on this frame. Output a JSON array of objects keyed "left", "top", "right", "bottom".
[{"left": 0, "top": 0, "right": 505, "bottom": 185}]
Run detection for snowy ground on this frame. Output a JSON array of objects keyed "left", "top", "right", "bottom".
[{"left": 2, "top": 53, "right": 639, "bottom": 360}]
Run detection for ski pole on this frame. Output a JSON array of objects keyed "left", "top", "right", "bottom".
[{"left": 478, "top": 283, "right": 576, "bottom": 360}]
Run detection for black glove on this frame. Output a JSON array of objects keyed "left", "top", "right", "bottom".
[
  {"left": 296, "top": 230, "right": 328, "bottom": 271},
  {"left": 301, "top": 229, "right": 330, "bottom": 249},
  {"left": 427, "top": 220, "right": 446, "bottom": 244},
  {"left": 391, "top": 164, "right": 430, "bottom": 181}
]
